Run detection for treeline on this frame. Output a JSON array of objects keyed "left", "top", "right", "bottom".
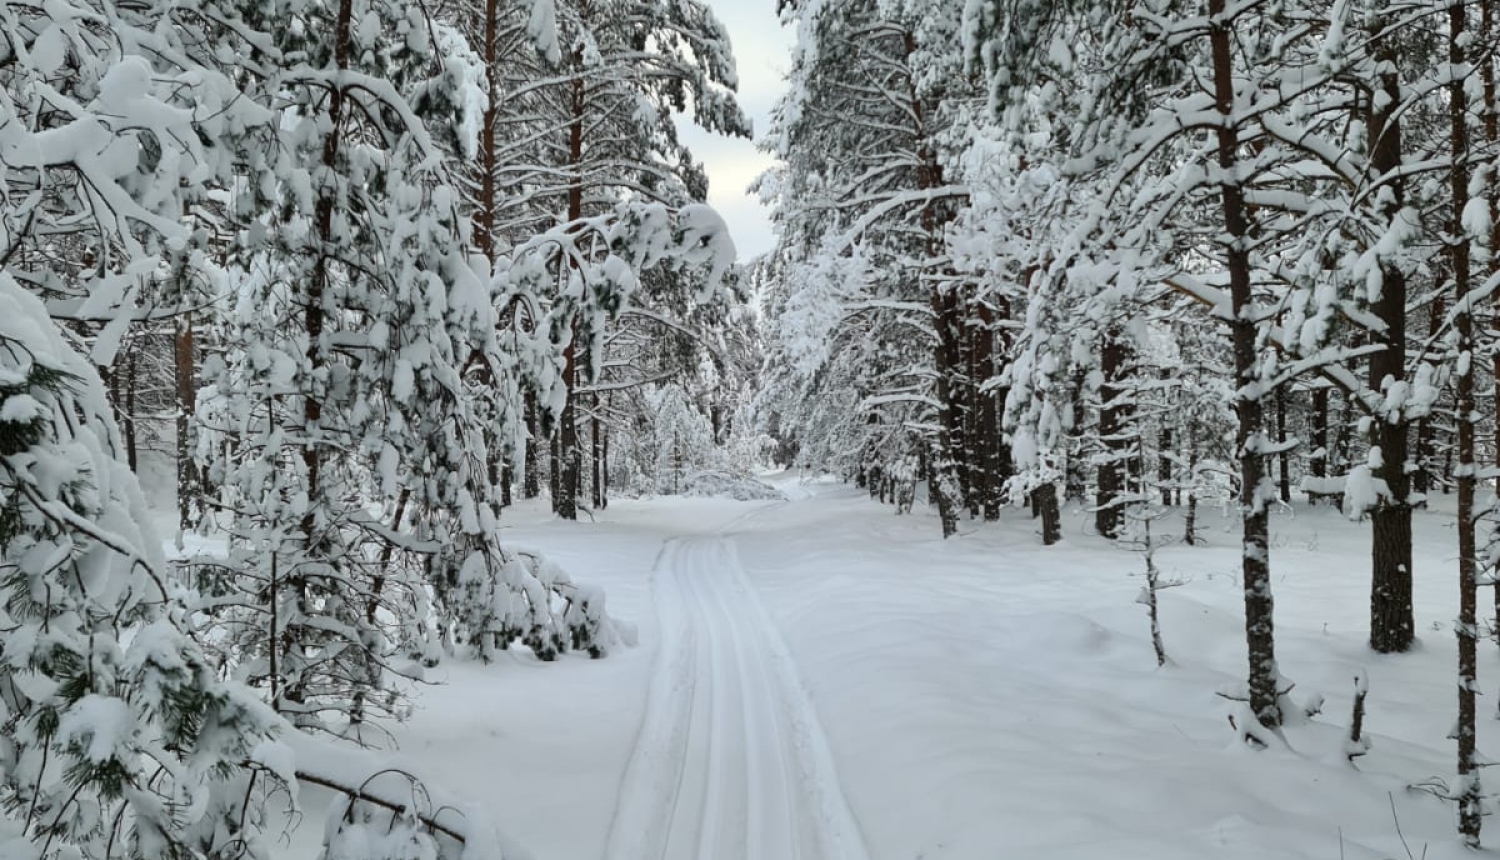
[
  {"left": 758, "top": 0, "right": 1500, "bottom": 843},
  {"left": 0, "top": 0, "right": 749, "bottom": 856}
]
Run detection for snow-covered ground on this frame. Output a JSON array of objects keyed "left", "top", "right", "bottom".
[{"left": 257, "top": 478, "right": 1495, "bottom": 859}]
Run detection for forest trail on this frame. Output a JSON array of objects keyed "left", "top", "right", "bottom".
[{"left": 602, "top": 530, "right": 870, "bottom": 860}]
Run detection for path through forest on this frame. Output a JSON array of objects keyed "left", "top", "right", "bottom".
[
  {"left": 398, "top": 486, "right": 1488, "bottom": 860},
  {"left": 603, "top": 523, "right": 871, "bottom": 860}
]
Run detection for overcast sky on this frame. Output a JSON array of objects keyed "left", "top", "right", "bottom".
[{"left": 675, "top": 0, "right": 794, "bottom": 261}]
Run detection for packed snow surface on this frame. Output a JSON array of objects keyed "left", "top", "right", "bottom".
[{"left": 269, "top": 478, "right": 1493, "bottom": 859}]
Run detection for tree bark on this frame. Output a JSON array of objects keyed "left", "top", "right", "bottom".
[
  {"left": 1310, "top": 387, "right": 1328, "bottom": 480},
  {"left": 1365, "top": 26, "right": 1414, "bottom": 654},
  {"left": 1158, "top": 426, "right": 1173, "bottom": 506},
  {"left": 523, "top": 391, "right": 541, "bottom": 499},
  {"left": 552, "top": 69, "right": 587, "bottom": 521},
  {"left": 1275, "top": 385, "right": 1290, "bottom": 504},
  {"left": 1037, "top": 483, "right": 1061, "bottom": 546},
  {"left": 1449, "top": 4, "right": 1481, "bottom": 844},
  {"left": 175, "top": 314, "right": 198, "bottom": 528},
  {"left": 1095, "top": 329, "right": 1128, "bottom": 538},
  {"left": 1483, "top": 0, "right": 1500, "bottom": 647},
  {"left": 1210, "top": 0, "right": 1280, "bottom": 729},
  {"left": 973, "top": 301, "right": 1006, "bottom": 521},
  {"left": 591, "top": 392, "right": 605, "bottom": 510}
]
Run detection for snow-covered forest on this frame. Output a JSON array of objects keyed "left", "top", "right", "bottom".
[{"left": 9, "top": 0, "right": 1500, "bottom": 856}]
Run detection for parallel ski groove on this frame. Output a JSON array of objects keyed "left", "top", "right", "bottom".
[{"left": 603, "top": 531, "right": 871, "bottom": 860}]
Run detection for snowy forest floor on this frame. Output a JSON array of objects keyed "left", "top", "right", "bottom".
[{"left": 203, "top": 475, "right": 1500, "bottom": 860}]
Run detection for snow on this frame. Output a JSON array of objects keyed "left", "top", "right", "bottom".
[{"left": 199, "top": 479, "right": 1498, "bottom": 860}]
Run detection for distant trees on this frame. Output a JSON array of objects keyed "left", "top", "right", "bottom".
[
  {"left": 761, "top": 0, "right": 999, "bottom": 537},
  {"left": 460, "top": 0, "right": 750, "bottom": 519}
]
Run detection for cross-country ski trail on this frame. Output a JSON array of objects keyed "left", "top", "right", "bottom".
[{"left": 603, "top": 532, "right": 871, "bottom": 860}]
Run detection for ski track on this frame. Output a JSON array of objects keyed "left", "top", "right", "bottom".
[{"left": 604, "top": 525, "right": 870, "bottom": 860}]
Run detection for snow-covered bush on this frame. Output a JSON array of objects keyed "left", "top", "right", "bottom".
[{"left": 0, "top": 282, "right": 285, "bottom": 860}]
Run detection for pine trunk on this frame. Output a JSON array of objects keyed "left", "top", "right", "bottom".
[
  {"left": 523, "top": 391, "right": 541, "bottom": 499},
  {"left": 1095, "top": 331, "right": 1128, "bottom": 539},
  {"left": 1483, "top": 0, "right": 1500, "bottom": 643},
  {"left": 123, "top": 346, "right": 138, "bottom": 474},
  {"left": 973, "top": 301, "right": 1005, "bottom": 521},
  {"left": 1449, "top": 4, "right": 1481, "bottom": 843},
  {"left": 553, "top": 70, "right": 587, "bottom": 521},
  {"left": 1365, "top": 32, "right": 1414, "bottom": 654},
  {"left": 1275, "top": 385, "right": 1290, "bottom": 504},
  {"left": 1158, "top": 427, "right": 1173, "bottom": 506},
  {"left": 591, "top": 393, "right": 605, "bottom": 510},
  {"left": 1037, "top": 483, "right": 1061, "bottom": 546},
  {"left": 174, "top": 314, "right": 198, "bottom": 528},
  {"left": 1310, "top": 387, "right": 1328, "bottom": 480},
  {"left": 1210, "top": 0, "right": 1280, "bottom": 729}
]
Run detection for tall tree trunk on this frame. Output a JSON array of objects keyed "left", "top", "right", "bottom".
[
  {"left": 123, "top": 345, "right": 138, "bottom": 474},
  {"left": 1158, "top": 426, "right": 1173, "bottom": 506},
  {"left": 523, "top": 391, "right": 541, "bottom": 499},
  {"left": 973, "top": 302, "right": 1005, "bottom": 521},
  {"left": 1095, "top": 329, "right": 1129, "bottom": 538},
  {"left": 898, "top": 28, "right": 965, "bottom": 536},
  {"left": 287, "top": 0, "right": 356, "bottom": 721},
  {"left": 1210, "top": 0, "right": 1280, "bottom": 729},
  {"left": 175, "top": 314, "right": 199, "bottom": 528},
  {"left": 1310, "top": 387, "right": 1328, "bottom": 480},
  {"left": 472, "top": 0, "right": 499, "bottom": 263},
  {"left": 1275, "top": 384, "right": 1290, "bottom": 504},
  {"left": 591, "top": 392, "right": 604, "bottom": 509},
  {"left": 1036, "top": 483, "right": 1061, "bottom": 545},
  {"left": 553, "top": 70, "right": 587, "bottom": 521},
  {"left": 1483, "top": 0, "right": 1500, "bottom": 647},
  {"left": 1448, "top": 6, "right": 1481, "bottom": 842},
  {"left": 601, "top": 419, "right": 610, "bottom": 510},
  {"left": 473, "top": 0, "right": 514, "bottom": 515},
  {"left": 1365, "top": 27, "right": 1414, "bottom": 654}
]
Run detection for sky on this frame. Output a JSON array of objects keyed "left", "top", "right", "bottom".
[{"left": 675, "top": 0, "right": 795, "bottom": 261}]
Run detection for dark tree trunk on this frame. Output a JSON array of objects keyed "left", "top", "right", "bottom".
[
  {"left": 123, "top": 345, "right": 138, "bottom": 474},
  {"left": 901, "top": 28, "right": 965, "bottom": 536},
  {"left": 1364, "top": 29, "right": 1414, "bottom": 654},
  {"left": 1448, "top": 5, "right": 1481, "bottom": 843},
  {"left": 523, "top": 391, "right": 541, "bottom": 499},
  {"left": 1158, "top": 427, "right": 1173, "bottom": 506},
  {"left": 552, "top": 61, "right": 587, "bottom": 521},
  {"left": 549, "top": 433, "right": 561, "bottom": 503},
  {"left": 591, "top": 392, "right": 605, "bottom": 510},
  {"left": 175, "top": 314, "right": 199, "bottom": 528},
  {"left": 1095, "top": 330, "right": 1129, "bottom": 539},
  {"left": 1066, "top": 368, "right": 1089, "bottom": 503},
  {"left": 1310, "top": 387, "right": 1329, "bottom": 480},
  {"left": 1275, "top": 385, "right": 1290, "bottom": 504},
  {"left": 1210, "top": 0, "right": 1280, "bottom": 729},
  {"left": 1184, "top": 491, "right": 1199, "bottom": 547},
  {"left": 1036, "top": 483, "right": 1061, "bottom": 546},
  {"left": 1485, "top": 0, "right": 1500, "bottom": 654},
  {"left": 600, "top": 423, "right": 609, "bottom": 510},
  {"left": 973, "top": 302, "right": 1006, "bottom": 521},
  {"left": 926, "top": 439, "right": 961, "bottom": 539}
]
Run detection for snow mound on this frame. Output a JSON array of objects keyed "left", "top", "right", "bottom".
[{"left": 679, "top": 470, "right": 788, "bottom": 501}]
